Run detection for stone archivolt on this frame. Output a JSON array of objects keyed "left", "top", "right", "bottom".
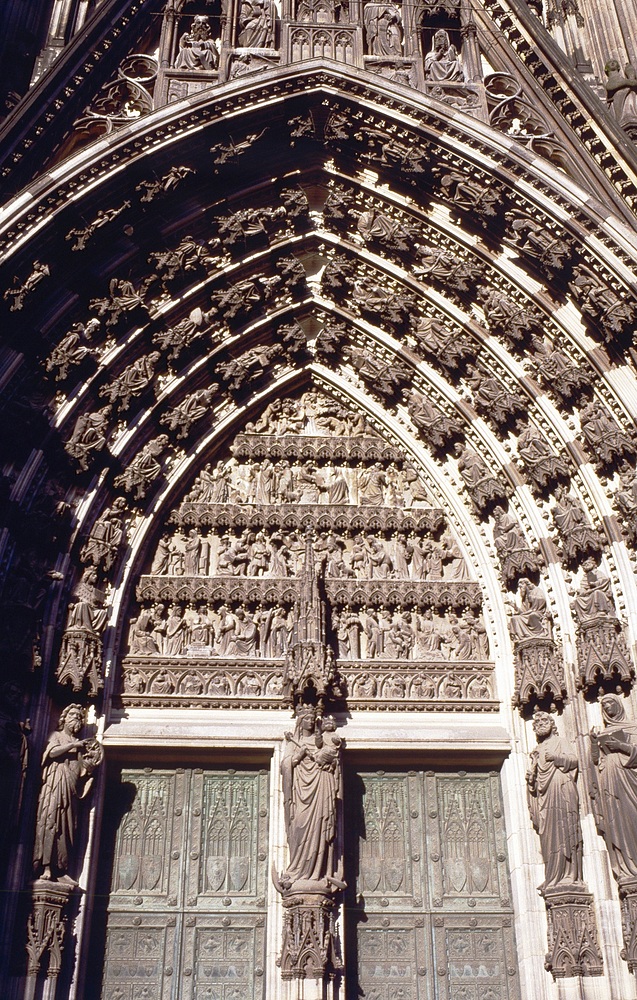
[{"left": 4, "top": 33, "right": 637, "bottom": 995}]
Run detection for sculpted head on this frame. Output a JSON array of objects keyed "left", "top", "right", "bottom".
[
  {"left": 532, "top": 709, "right": 557, "bottom": 741},
  {"left": 59, "top": 703, "right": 85, "bottom": 735},
  {"left": 601, "top": 694, "right": 627, "bottom": 726}
]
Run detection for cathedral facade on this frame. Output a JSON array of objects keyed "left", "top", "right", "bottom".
[{"left": 1, "top": 0, "right": 637, "bottom": 997}]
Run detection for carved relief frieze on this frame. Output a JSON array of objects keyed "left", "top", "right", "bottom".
[{"left": 118, "top": 387, "right": 494, "bottom": 712}]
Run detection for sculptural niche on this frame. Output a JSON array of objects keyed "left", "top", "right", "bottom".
[
  {"left": 364, "top": 3, "right": 403, "bottom": 55},
  {"left": 174, "top": 15, "right": 219, "bottom": 71},
  {"left": 33, "top": 704, "right": 103, "bottom": 883},
  {"left": 424, "top": 29, "right": 463, "bottom": 82}
]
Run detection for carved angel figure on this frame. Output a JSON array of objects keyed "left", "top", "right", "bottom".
[
  {"left": 363, "top": 3, "right": 403, "bottom": 55},
  {"left": 65, "top": 406, "right": 110, "bottom": 471},
  {"left": 33, "top": 705, "right": 103, "bottom": 882},
  {"left": 174, "top": 15, "right": 219, "bottom": 71},
  {"left": 526, "top": 710, "right": 583, "bottom": 890},
  {"left": 45, "top": 318, "right": 99, "bottom": 381}
]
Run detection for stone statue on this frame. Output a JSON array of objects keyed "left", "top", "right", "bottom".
[
  {"left": 509, "top": 578, "right": 551, "bottom": 640},
  {"left": 467, "top": 369, "right": 525, "bottom": 427},
  {"left": 516, "top": 420, "right": 569, "bottom": 490},
  {"left": 454, "top": 442, "right": 507, "bottom": 512},
  {"left": 363, "top": 3, "right": 403, "bottom": 55},
  {"left": 571, "top": 560, "right": 632, "bottom": 692},
  {"left": 279, "top": 705, "right": 343, "bottom": 889},
  {"left": 579, "top": 399, "right": 633, "bottom": 467},
  {"left": 45, "top": 318, "right": 99, "bottom": 381},
  {"left": 526, "top": 710, "right": 583, "bottom": 890},
  {"left": 174, "top": 15, "right": 219, "bottom": 71},
  {"left": 99, "top": 351, "right": 161, "bottom": 412},
  {"left": 509, "top": 579, "right": 566, "bottom": 709},
  {"left": 33, "top": 705, "right": 103, "bottom": 882},
  {"left": 590, "top": 695, "right": 637, "bottom": 882},
  {"left": 551, "top": 485, "right": 601, "bottom": 563},
  {"left": 530, "top": 336, "right": 590, "bottom": 404},
  {"left": 4, "top": 260, "right": 50, "bottom": 311},
  {"left": 237, "top": 0, "right": 276, "bottom": 47},
  {"left": 65, "top": 406, "right": 111, "bottom": 471},
  {"left": 80, "top": 497, "right": 127, "bottom": 576},
  {"left": 476, "top": 285, "right": 540, "bottom": 344},
  {"left": 492, "top": 505, "right": 540, "bottom": 585},
  {"left": 424, "top": 29, "right": 463, "bottom": 81},
  {"left": 114, "top": 435, "right": 170, "bottom": 500}
]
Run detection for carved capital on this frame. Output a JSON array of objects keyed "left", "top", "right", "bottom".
[
  {"left": 540, "top": 884, "right": 603, "bottom": 979},
  {"left": 513, "top": 636, "right": 566, "bottom": 709},
  {"left": 26, "top": 879, "right": 75, "bottom": 979}
]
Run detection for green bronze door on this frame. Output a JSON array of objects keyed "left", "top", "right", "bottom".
[
  {"left": 96, "top": 766, "right": 270, "bottom": 1000},
  {"left": 344, "top": 767, "right": 520, "bottom": 1000}
]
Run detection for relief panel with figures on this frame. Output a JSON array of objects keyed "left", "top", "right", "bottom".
[{"left": 118, "top": 389, "right": 497, "bottom": 714}]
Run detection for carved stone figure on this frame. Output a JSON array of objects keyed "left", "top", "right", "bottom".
[
  {"left": 353, "top": 125, "right": 427, "bottom": 173},
  {"left": 467, "top": 369, "right": 526, "bottom": 427},
  {"left": 33, "top": 705, "right": 103, "bottom": 882},
  {"left": 161, "top": 387, "right": 218, "bottom": 439},
  {"left": 571, "top": 559, "right": 632, "bottom": 692},
  {"left": 454, "top": 442, "right": 507, "bottom": 512},
  {"left": 4, "top": 261, "right": 50, "bottom": 311},
  {"left": 0, "top": 682, "right": 28, "bottom": 862},
  {"left": 505, "top": 210, "right": 571, "bottom": 277},
  {"left": 149, "top": 236, "right": 218, "bottom": 286},
  {"left": 45, "top": 318, "right": 99, "bottom": 381},
  {"left": 414, "top": 244, "right": 482, "bottom": 292},
  {"left": 493, "top": 506, "right": 540, "bottom": 585},
  {"left": 589, "top": 696, "right": 637, "bottom": 970},
  {"left": 363, "top": 3, "right": 403, "bottom": 55},
  {"left": 406, "top": 391, "right": 462, "bottom": 450},
  {"left": 605, "top": 60, "right": 637, "bottom": 135},
  {"left": 438, "top": 170, "right": 502, "bottom": 222},
  {"left": 56, "top": 569, "right": 108, "bottom": 696},
  {"left": 114, "top": 434, "right": 170, "bottom": 500},
  {"left": 136, "top": 165, "right": 195, "bottom": 201},
  {"left": 516, "top": 420, "right": 569, "bottom": 490},
  {"left": 579, "top": 399, "right": 633, "bottom": 467},
  {"left": 65, "top": 406, "right": 110, "bottom": 470},
  {"left": 174, "top": 15, "right": 219, "bottom": 71},
  {"left": 615, "top": 464, "right": 637, "bottom": 545},
  {"left": 89, "top": 277, "right": 147, "bottom": 327},
  {"left": 570, "top": 264, "right": 636, "bottom": 338},
  {"left": 275, "top": 706, "right": 344, "bottom": 978},
  {"left": 100, "top": 351, "right": 161, "bottom": 411},
  {"left": 509, "top": 579, "right": 566, "bottom": 708},
  {"left": 527, "top": 710, "right": 583, "bottom": 890},
  {"left": 153, "top": 306, "right": 211, "bottom": 361},
  {"left": 476, "top": 285, "right": 542, "bottom": 345},
  {"left": 323, "top": 184, "right": 356, "bottom": 221},
  {"left": 237, "top": 0, "right": 276, "bottom": 47},
  {"left": 551, "top": 485, "right": 601, "bottom": 564},
  {"left": 410, "top": 316, "right": 474, "bottom": 371},
  {"left": 65, "top": 201, "right": 130, "bottom": 251},
  {"left": 424, "top": 29, "right": 463, "bottom": 81},
  {"left": 80, "top": 497, "right": 127, "bottom": 576},
  {"left": 530, "top": 336, "right": 591, "bottom": 403},
  {"left": 357, "top": 207, "right": 416, "bottom": 252},
  {"left": 345, "top": 345, "right": 410, "bottom": 395}
]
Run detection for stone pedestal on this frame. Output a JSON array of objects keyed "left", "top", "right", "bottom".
[
  {"left": 25, "top": 879, "right": 75, "bottom": 992},
  {"left": 575, "top": 614, "right": 633, "bottom": 693},
  {"left": 541, "top": 883, "right": 603, "bottom": 978},
  {"left": 513, "top": 636, "right": 566, "bottom": 709},
  {"left": 619, "top": 877, "right": 637, "bottom": 973},
  {"left": 278, "top": 890, "right": 342, "bottom": 981}
]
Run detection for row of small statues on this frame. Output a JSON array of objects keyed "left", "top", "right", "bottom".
[
  {"left": 174, "top": 11, "right": 463, "bottom": 74},
  {"left": 183, "top": 457, "right": 431, "bottom": 507},
  {"left": 128, "top": 602, "right": 489, "bottom": 661},
  {"left": 149, "top": 527, "right": 469, "bottom": 581},
  {"left": 243, "top": 391, "right": 371, "bottom": 436},
  {"left": 122, "top": 664, "right": 492, "bottom": 701}
]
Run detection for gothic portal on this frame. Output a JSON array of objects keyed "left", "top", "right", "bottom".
[{"left": 2, "top": 0, "right": 637, "bottom": 997}]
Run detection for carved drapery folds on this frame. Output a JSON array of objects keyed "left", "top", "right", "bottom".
[
  {"left": 274, "top": 706, "right": 344, "bottom": 980},
  {"left": 527, "top": 711, "right": 603, "bottom": 978},
  {"left": 589, "top": 695, "right": 637, "bottom": 972}
]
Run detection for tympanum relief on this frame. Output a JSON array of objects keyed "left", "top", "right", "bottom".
[{"left": 120, "top": 388, "right": 495, "bottom": 711}]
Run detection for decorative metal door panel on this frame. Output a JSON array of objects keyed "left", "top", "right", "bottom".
[
  {"left": 98, "top": 767, "right": 268, "bottom": 1000},
  {"left": 345, "top": 768, "right": 520, "bottom": 1000}
]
